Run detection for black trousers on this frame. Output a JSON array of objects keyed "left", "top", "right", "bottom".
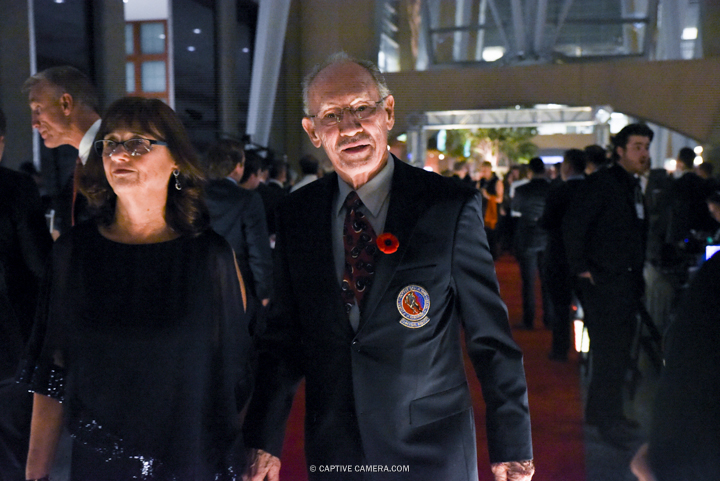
[
  {"left": 543, "top": 263, "right": 573, "bottom": 357},
  {"left": 517, "top": 249, "right": 552, "bottom": 328},
  {"left": 578, "top": 272, "right": 642, "bottom": 423},
  {"left": 0, "top": 379, "right": 32, "bottom": 481}
]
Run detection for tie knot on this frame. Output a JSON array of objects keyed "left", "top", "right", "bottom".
[{"left": 344, "top": 191, "right": 363, "bottom": 211}]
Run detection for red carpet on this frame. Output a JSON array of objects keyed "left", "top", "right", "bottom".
[{"left": 278, "top": 254, "right": 585, "bottom": 480}]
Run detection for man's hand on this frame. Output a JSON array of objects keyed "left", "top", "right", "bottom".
[
  {"left": 630, "top": 443, "right": 657, "bottom": 481},
  {"left": 491, "top": 460, "right": 535, "bottom": 481},
  {"left": 243, "top": 449, "right": 281, "bottom": 481}
]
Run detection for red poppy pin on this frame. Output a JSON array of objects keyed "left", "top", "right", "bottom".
[{"left": 377, "top": 232, "right": 399, "bottom": 254}]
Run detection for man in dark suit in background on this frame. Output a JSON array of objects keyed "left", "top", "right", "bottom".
[
  {"left": 204, "top": 139, "right": 272, "bottom": 314},
  {"left": 564, "top": 123, "right": 653, "bottom": 448},
  {"left": 511, "top": 157, "right": 551, "bottom": 330},
  {"left": 256, "top": 156, "right": 289, "bottom": 247},
  {"left": 539, "top": 149, "right": 587, "bottom": 361},
  {"left": 0, "top": 108, "right": 54, "bottom": 480},
  {"left": 239, "top": 149, "right": 264, "bottom": 191},
  {"left": 24, "top": 66, "right": 102, "bottom": 234},
  {"left": 244, "top": 53, "right": 533, "bottom": 481},
  {"left": 290, "top": 154, "right": 320, "bottom": 193},
  {"left": 666, "top": 147, "right": 714, "bottom": 249}
]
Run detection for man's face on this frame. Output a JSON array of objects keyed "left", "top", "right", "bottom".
[
  {"left": 560, "top": 161, "right": 571, "bottom": 180},
  {"left": 616, "top": 135, "right": 651, "bottom": 175},
  {"left": 479, "top": 165, "right": 492, "bottom": 179},
  {"left": 242, "top": 172, "right": 261, "bottom": 190},
  {"left": 708, "top": 201, "right": 720, "bottom": 224},
  {"left": 301, "top": 62, "right": 394, "bottom": 184},
  {"left": 28, "top": 80, "right": 72, "bottom": 149},
  {"left": 0, "top": 135, "right": 5, "bottom": 161}
]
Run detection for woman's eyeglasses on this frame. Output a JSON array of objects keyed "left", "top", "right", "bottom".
[{"left": 95, "top": 138, "right": 167, "bottom": 157}]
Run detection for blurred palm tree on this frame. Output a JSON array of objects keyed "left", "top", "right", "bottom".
[{"left": 443, "top": 127, "right": 539, "bottom": 171}]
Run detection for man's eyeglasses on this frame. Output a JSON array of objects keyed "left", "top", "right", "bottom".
[
  {"left": 309, "top": 96, "right": 388, "bottom": 128},
  {"left": 94, "top": 138, "right": 168, "bottom": 157}
]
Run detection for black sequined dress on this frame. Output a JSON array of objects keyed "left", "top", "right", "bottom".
[{"left": 18, "top": 223, "right": 253, "bottom": 480}]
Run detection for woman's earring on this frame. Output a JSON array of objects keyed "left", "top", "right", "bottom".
[{"left": 173, "top": 169, "right": 182, "bottom": 190}]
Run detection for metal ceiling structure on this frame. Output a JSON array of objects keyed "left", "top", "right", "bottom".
[
  {"left": 374, "top": 0, "right": 702, "bottom": 167},
  {"left": 422, "top": 105, "right": 612, "bottom": 130}
]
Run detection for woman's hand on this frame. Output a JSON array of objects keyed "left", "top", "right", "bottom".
[{"left": 26, "top": 394, "right": 64, "bottom": 480}]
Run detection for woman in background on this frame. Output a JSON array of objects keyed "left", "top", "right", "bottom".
[{"left": 20, "top": 97, "right": 252, "bottom": 480}]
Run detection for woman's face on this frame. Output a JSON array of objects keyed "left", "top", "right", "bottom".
[{"left": 100, "top": 128, "right": 177, "bottom": 197}]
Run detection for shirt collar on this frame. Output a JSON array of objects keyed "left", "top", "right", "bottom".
[
  {"left": 225, "top": 176, "right": 238, "bottom": 185},
  {"left": 78, "top": 119, "right": 102, "bottom": 165},
  {"left": 336, "top": 156, "right": 394, "bottom": 217}
]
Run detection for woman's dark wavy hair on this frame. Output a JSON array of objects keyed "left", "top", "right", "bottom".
[{"left": 78, "top": 97, "right": 209, "bottom": 236}]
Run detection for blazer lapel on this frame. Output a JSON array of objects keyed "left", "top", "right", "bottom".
[{"left": 359, "top": 158, "right": 426, "bottom": 330}]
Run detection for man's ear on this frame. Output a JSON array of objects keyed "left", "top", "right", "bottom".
[
  {"left": 384, "top": 94, "right": 395, "bottom": 131},
  {"left": 615, "top": 145, "right": 624, "bottom": 161},
  {"left": 302, "top": 117, "right": 322, "bottom": 148},
  {"left": 59, "top": 93, "right": 74, "bottom": 116},
  {"left": 233, "top": 162, "right": 244, "bottom": 177}
]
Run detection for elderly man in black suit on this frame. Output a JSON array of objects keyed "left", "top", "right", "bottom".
[
  {"left": 564, "top": 123, "right": 653, "bottom": 448},
  {"left": 244, "top": 53, "right": 533, "bottom": 481},
  {"left": 204, "top": 139, "right": 272, "bottom": 312},
  {"left": 511, "top": 157, "right": 551, "bottom": 330},
  {"left": 539, "top": 149, "right": 587, "bottom": 361},
  {"left": 0, "top": 108, "right": 53, "bottom": 480}
]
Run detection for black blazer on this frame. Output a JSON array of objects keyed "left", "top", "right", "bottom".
[
  {"left": 539, "top": 177, "right": 585, "bottom": 275},
  {"left": 0, "top": 166, "right": 52, "bottom": 380},
  {"left": 256, "top": 181, "right": 287, "bottom": 237},
  {"left": 512, "top": 178, "right": 551, "bottom": 253},
  {"left": 245, "top": 157, "right": 532, "bottom": 480},
  {"left": 563, "top": 164, "right": 646, "bottom": 282},
  {"left": 205, "top": 178, "right": 272, "bottom": 300}
]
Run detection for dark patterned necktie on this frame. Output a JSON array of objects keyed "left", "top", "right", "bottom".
[{"left": 341, "top": 191, "right": 378, "bottom": 315}]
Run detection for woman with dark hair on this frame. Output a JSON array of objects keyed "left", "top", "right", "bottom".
[{"left": 19, "top": 97, "right": 253, "bottom": 480}]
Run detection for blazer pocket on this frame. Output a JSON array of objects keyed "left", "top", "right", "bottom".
[{"left": 409, "top": 383, "right": 472, "bottom": 427}]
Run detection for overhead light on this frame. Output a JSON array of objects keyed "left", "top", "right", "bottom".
[
  {"left": 242, "top": 47, "right": 250, "bottom": 53},
  {"left": 193, "top": 29, "right": 201, "bottom": 34},
  {"left": 682, "top": 27, "right": 698, "bottom": 40},
  {"left": 482, "top": 46, "right": 505, "bottom": 62},
  {"left": 54, "top": 0, "right": 64, "bottom": 3},
  {"left": 694, "top": 156, "right": 703, "bottom": 166},
  {"left": 694, "top": 145, "right": 704, "bottom": 154},
  {"left": 187, "top": 46, "right": 196, "bottom": 52}
]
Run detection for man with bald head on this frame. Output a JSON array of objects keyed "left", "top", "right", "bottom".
[{"left": 244, "top": 53, "right": 533, "bottom": 481}]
